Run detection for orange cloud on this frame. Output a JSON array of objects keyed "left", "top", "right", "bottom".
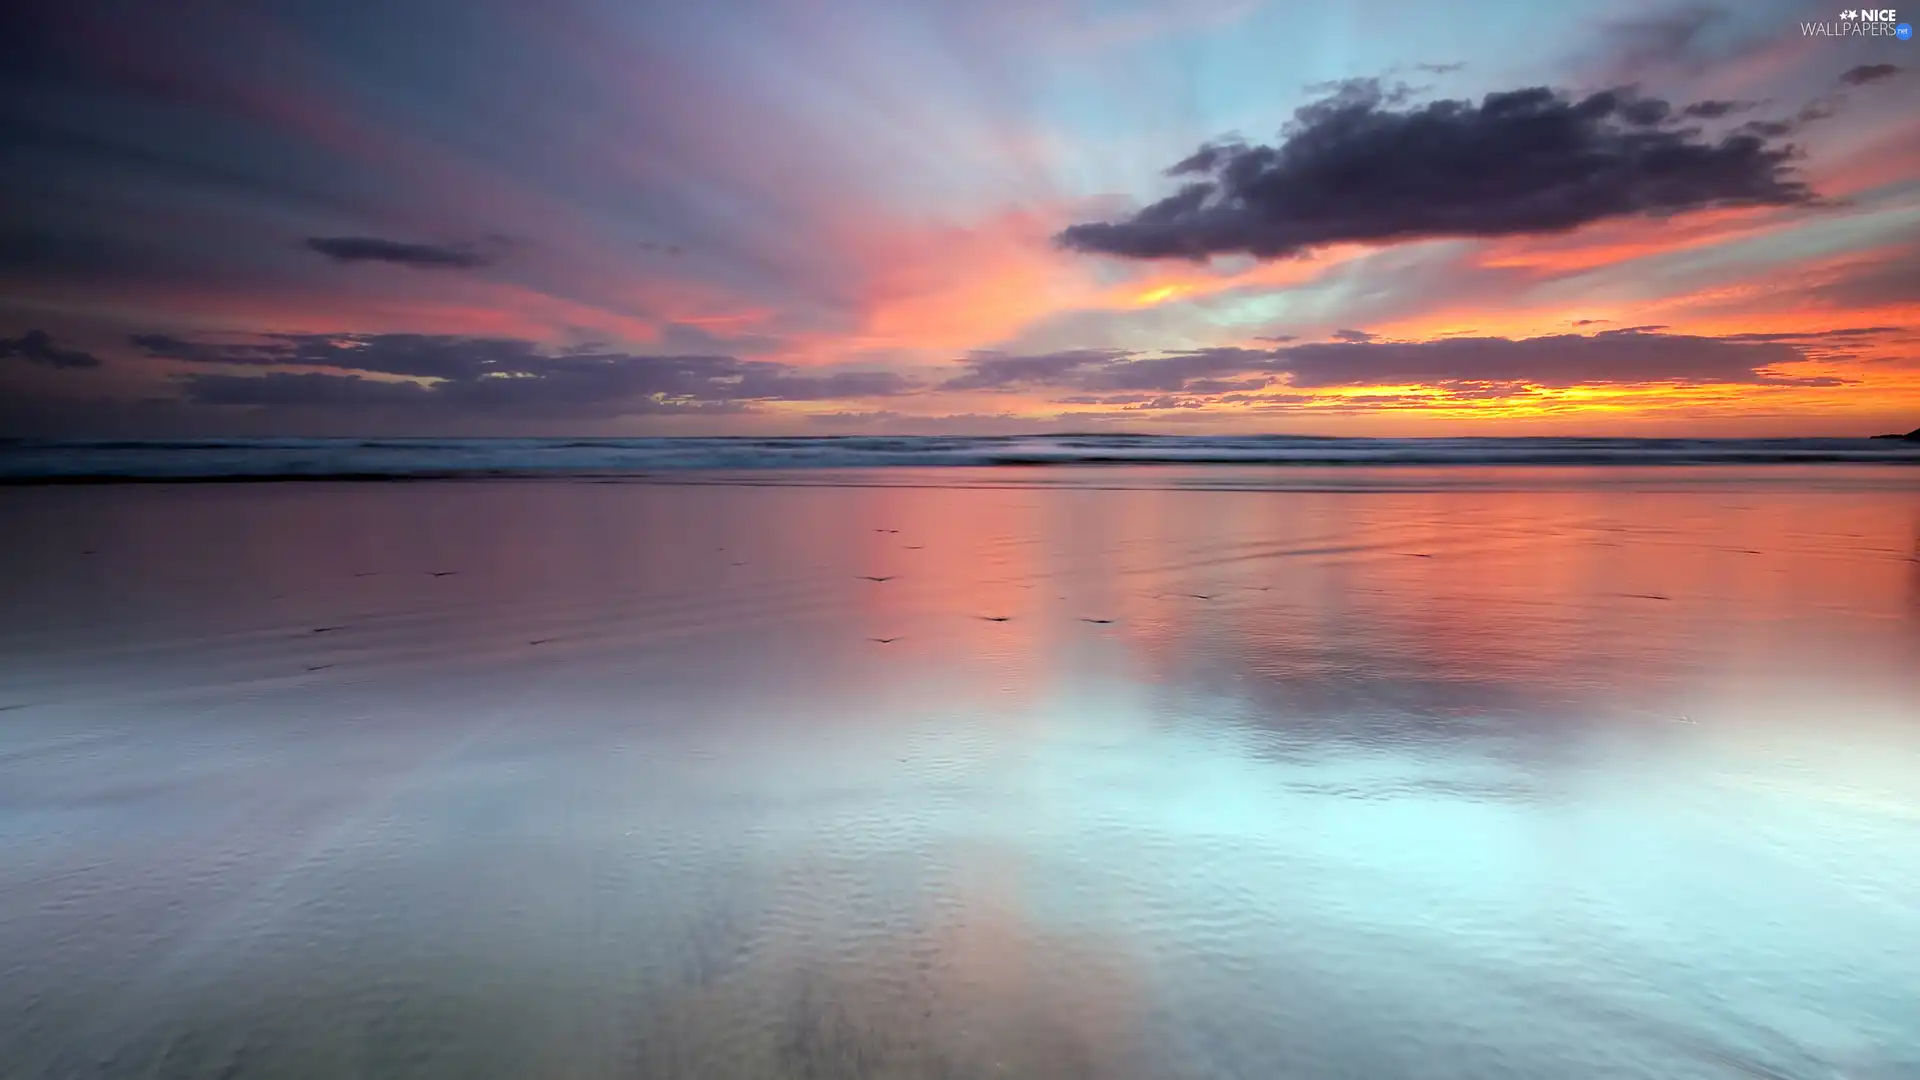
[
  {"left": 1808, "top": 115, "right": 1920, "bottom": 197},
  {"left": 846, "top": 210, "right": 1073, "bottom": 352},
  {"left": 1470, "top": 206, "right": 1785, "bottom": 275}
]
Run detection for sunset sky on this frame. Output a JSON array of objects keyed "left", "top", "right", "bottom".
[{"left": 1, "top": 0, "right": 1915, "bottom": 437}]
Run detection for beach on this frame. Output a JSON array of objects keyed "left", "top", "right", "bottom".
[{"left": 3, "top": 465, "right": 1918, "bottom": 1079}]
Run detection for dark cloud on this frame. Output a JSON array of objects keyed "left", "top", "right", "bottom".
[
  {"left": 1718, "top": 326, "right": 1902, "bottom": 343},
  {"left": 1839, "top": 64, "right": 1902, "bottom": 87},
  {"left": 728, "top": 367, "right": 909, "bottom": 401},
  {"left": 0, "top": 228, "right": 130, "bottom": 282},
  {"left": 134, "top": 332, "right": 911, "bottom": 417},
  {"left": 182, "top": 373, "right": 434, "bottom": 407},
  {"left": 1055, "top": 80, "right": 1814, "bottom": 262},
  {"left": 1681, "top": 99, "right": 1755, "bottom": 119},
  {"left": 1736, "top": 118, "right": 1795, "bottom": 139},
  {"left": 176, "top": 372, "right": 741, "bottom": 415},
  {"left": 654, "top": 322, "right": 787, "bottom": 356},
  {"left": 302, "top": 237, "right": 490, "bottom": 270},
  {"left": 134, "top": 333, "right": 544, "bottom": 379},
  {"left": 1572, "top": 318, "right": 1610, "bottom": 326},
  {"left": 944, "top": 329, "right": 1822, "bottom": 399},
  {"left": 1713, "top": 325, "right": 1903, "bottom": 366},
  {"left": 1332, "top": 328, "right": 1376, "bottom": 343},
  {"left": 0, "top": 329, "right": 103, "bottom": 369}
]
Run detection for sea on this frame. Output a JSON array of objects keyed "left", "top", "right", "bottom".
[
  {"left": 4, "top": 434, "right": 1920, "bottom": 481},
  {"left": 2, "top": 438, "right": 1917, "bottom": 1079}
]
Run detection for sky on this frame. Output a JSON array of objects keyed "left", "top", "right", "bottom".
[{"left": 1, "top": 0, "right": 1916, "bottom": 438}]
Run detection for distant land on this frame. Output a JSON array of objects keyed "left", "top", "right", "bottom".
[{"left": 1870, "top": 427, "right": 1920, "bottom": 441}]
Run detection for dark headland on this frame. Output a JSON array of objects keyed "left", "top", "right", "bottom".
[{"left": 1869, "top": 427, "right": 1920, "bottom": 442}]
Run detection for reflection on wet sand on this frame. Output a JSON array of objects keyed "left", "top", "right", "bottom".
[{"left": 0, "top": 468, "right": 1916, "bottom": 1078}]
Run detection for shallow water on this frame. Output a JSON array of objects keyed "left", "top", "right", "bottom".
[{"left": 2, "top": 469, "right": 1918, "bottom": 1079}]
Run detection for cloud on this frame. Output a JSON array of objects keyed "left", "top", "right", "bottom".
[
  {"left": 802, "top": 410, "right": 1038, "bottom": 436},
  {"left": 942, "top": 329, "right": 1823, "bottom": 398},
  {"left": 937, "top": 347, "right": 1269, "bottom": 395},
  {"left": 132, "top": 332, "right": 531, "bottom": 378},
  {"left": 1717, "top": 326, "right": 1902, "bottom": 343},
  {"left": 302, "top": 236, "right": 491, "bottom": 269},
  {"left": 729, "top": 367, "right": 910, "bottom": 401},
  {"left": 175, "top": 371, "right": 743, "bottom": 415},
  {"left": 654, "top": 321, "right": 788, "bottom": 356},
  {"left": 1055, "top": 80, "right": 1815, "bottom": 262},
  {"left": 1183, "top": 377, "right": 1272, "bottom": 394},
  {"left": 1802, "top": 237, "right": 1920, "bottom": 310},
  {"left": 0, "top": 329, "right": 103, "bottom": 369},
  {"left": 1331, "top": 328, "right": 1375, "bottom": 343},
  {"left": 181, "top": 372, "right": 435, "bottom": 407},
  {"left": 1080, "top": 347, "right": 1274, "bottom": 392},
  {"left": 806, "top": 410, "right": 904, "bottom": 427},
  {"left": 1838, "top": 64, "right": 1902, "bottom": 87},
  {"left": 134, "top": 332, "right": 911, "bottom": 417},
  {"left": 1735, "top": 119, "right": 1795, "bottom": 139},
  {"left": 1270, "top": 329, "right": 1807, "bottom": 389},
  {"left": 939, "top": 348, "right": 1129, "bottom": 390},
  {"left": 1681, "top": 99, "right": 1755, "bottom": 119}
]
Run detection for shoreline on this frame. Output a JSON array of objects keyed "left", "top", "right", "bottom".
[{"left": 8, "top": 458, "right": 1920, "bottom": 486}]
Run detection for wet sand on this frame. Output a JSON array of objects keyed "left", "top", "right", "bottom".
[{"left": 2, "top": 467, "right": 1918, "bottom": 1078}]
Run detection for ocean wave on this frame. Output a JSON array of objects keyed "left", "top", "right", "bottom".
[{"left": 3, "top": 435, "right": 1920, "bottom": 481}]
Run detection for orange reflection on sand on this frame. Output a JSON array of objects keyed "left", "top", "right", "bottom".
[
  {"left": 825, "top": 484, "right": 1061, "bottom": 706},
  {"left": 999, "top": 473, "right": 1920, "bottom": 704}
]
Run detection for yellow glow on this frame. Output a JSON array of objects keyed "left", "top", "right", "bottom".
[{"left": 1133, "top": 285, "right": 1187, "bottom": 306}]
